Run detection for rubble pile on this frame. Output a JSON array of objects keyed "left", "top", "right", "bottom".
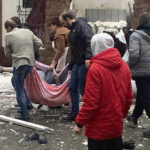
[{"left": 88, "top": 20, "right": 127, "bottom": 35}]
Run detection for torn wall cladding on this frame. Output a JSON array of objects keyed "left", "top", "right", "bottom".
[{"left": 27, "top": 0, "right": 72, "bottom": 65}]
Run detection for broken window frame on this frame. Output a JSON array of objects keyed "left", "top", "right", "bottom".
[{"left": 19, "top": 0, "right": 36, "bottom": 11}]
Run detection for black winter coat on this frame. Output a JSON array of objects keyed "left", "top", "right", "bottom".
[{"left": 68, "top": 19, "right": 94, "bottom": 70}]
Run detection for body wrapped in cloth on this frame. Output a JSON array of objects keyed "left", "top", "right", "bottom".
[{"left": 1, "top": 61, "right": 71, "bottom": 107}]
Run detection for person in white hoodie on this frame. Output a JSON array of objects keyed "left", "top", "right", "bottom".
[{"left": 74, "top": 33, "right": 133, "bottom": 150}]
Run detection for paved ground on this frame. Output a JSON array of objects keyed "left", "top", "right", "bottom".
[{"left": 0, "top": 72, "right": 150, "bottom": 150}]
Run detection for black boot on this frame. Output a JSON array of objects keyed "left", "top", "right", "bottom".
[
  {"left": 15, "top": 115, "right": 31, "bottom": 121},
  {"left": 38, "top": 133, "right": 48, "bottom": 144},
  {"left": 126, "top": 115, "right": 138, "bottom": 127},
  {"left": 62, "top": 113, "right": 76, "bottom": 121}
]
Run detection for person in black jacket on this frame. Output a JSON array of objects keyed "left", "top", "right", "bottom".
[{"left": 59, "top": 11, "right": 94, "bottom": 121}]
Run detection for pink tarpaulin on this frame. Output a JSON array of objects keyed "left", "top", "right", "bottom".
[{"left": 25, "top": 67, "right": 71, "bottom": 107}]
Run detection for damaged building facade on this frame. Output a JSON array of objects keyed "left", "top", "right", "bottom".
[{"left": 0, "top": 0, "right": 71, "bottom": 66}]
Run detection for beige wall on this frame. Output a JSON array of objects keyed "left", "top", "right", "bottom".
[
  {"left": 2, "top": 0, "right": 31, "bottom": 46},
  {"left": 73, "top": 0, "right": 134, "bottom": 17},
  {"left": 2, "top": 0, "right": 18, "bottom": 46}
]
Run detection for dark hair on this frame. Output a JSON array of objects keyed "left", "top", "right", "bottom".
[
  {"left": 139, "top": 12, "right": 150, "bottom": 25},
  {"left": 50, "top": 17, "right": 62, "bottom": 26},
  {"left": 5, "top": 20, "right": 17, "bottom": 29},
  {"left": 61, "top": 11, "right": 76, "bottom": 21},
  {"left": 11, "top": 16, "right": 21, "bottom": 26},
  {"left": 103, "top": 31, "right": 127, "bottom": 57},
  {"left": 78, "top": 17, "right": 87, "bottom": 23}
]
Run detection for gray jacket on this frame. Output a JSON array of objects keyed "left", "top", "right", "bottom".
[
  {"left": 128, "top": 30, "right": 150, "bottom": 77},
  {"left": 4, "top": 28, "right": 42, "bottom": 69}
]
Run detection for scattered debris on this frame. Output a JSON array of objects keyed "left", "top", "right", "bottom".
[
  {"left": 0, "top": 136, "right": 7, "bottom": 142},
  {"left": 82, "top": 140, "right": 88, "bottom": 146},
  {"left": 10, "top": 129, "right": 19, "bottom": 135},
  {"left": 0, "top": 71, "right": 150, "bottom": 149},
  {"left": 137, "top": 143, "right": 144, "bottom": 148},
  {"left": 25, "top": 132, "right": 39, "bottom": 141},
  {"left": 60, "top": 141, "right": 64, "bottom": 144},
  {"left": 38, "top": 133, "right": 48, "bottom": 144},
  {"left": 25, "top": 132, "right": 48, "bottom": 144},
  {"left": 18, "top": 138, "right": 24, "bottom": 143},
  {"left": 0, "top": 121, "right": 5, "bottom": 125}
]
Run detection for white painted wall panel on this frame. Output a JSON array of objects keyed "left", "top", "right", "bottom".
[
  {"left": 2, "top": 0, "right": 18, "bottom": 46},
  {"left": 73, "top": 0, "right": 134, "bottom": 17}
]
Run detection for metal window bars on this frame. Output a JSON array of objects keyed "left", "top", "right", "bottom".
[{"left": 17, "top": 0, "right": 45, "bottom": 43}]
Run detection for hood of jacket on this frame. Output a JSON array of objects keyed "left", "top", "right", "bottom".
[
  {"left": 91, "top": 33, "right": 114, "bottom": 56},
  {"left": 91, "top": 48, "right": 123, "bottom": 69},
  {"left": 137, "top": 24, "right": 150, "bottom": 32},
  {"left": 136, "top": 24, "right": 150, "bottom": 40},
  {"left": 135, "top": 30, "right": 150, "bottom": 42},
  {"left": 77, "top": 17, "right": 88, "bottom": 23}
]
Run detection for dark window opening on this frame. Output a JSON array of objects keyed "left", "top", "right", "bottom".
[{"left": 23, "top": 0, "right": 36, "bottom": 8}]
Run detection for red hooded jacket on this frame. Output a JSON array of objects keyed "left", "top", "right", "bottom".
[{"left": 76, "top": 48, "right": 133, "bottom": 140}]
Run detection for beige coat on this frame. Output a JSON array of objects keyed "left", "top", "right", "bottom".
[
  {"left": 53, "top": 27, "right": 70, "bottom": 62},
  {"left": 4, "top": 28, "right": 42, "bottom": 69}
]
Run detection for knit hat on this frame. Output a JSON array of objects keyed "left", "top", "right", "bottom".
[{"left": 91, "top": 33, "right": 114, "bottom": 56}]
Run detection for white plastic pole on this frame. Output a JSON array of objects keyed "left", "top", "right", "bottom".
[{"left": 0, "top": 115, "right": 54, "bottom": 133}]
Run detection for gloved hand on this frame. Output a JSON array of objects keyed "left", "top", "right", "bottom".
[{"left": 0, "top": 66, "right": 3, "bottom": 73}]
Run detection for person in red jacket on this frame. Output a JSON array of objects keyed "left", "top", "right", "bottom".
[{"left": 74, "top": 33, "right": 133, "bottom": 150}]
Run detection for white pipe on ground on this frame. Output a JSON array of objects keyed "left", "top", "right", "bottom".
[{"left": 0, "top": 115, "right": 54, "bottom": 133}]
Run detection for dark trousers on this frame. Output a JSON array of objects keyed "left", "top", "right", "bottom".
[
  {"left": 133, "top": 77, "right": 150, "bottom": 119},
  {"left": 69, "top": 64, "right": 87, "bottom": 117},
  {"left": 88, "top": 137, "right": 123, "bottom": 150},
  {"left": 12, "top": 65, "right": 33, "bottom": 117}
]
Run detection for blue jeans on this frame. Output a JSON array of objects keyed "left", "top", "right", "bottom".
[
  {"left": 12, "top": 65, "right": 33, "bottom": 117},
  {"left": 69, "top": 64, "right": 88, "bottom": 117}
]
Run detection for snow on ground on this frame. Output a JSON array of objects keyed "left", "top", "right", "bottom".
[{"left": 0, "top": 72, "right": 13, "bottom": 92}]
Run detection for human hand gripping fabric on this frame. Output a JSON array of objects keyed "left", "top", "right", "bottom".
[
  {"left": 49, "top": 60, "right": 57, "bottom": 71},
  {"left": 68, "top": 70, "right": 72, "bottom": 75},
  {"left": 54, "top": 72, "right": 60, "bottom": 84},
  {"left": 85, "top": 59, "right": 91, "bottom": 69},
  {"left": 74, "top": 125, "right": 82, "bottom": 135}
]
